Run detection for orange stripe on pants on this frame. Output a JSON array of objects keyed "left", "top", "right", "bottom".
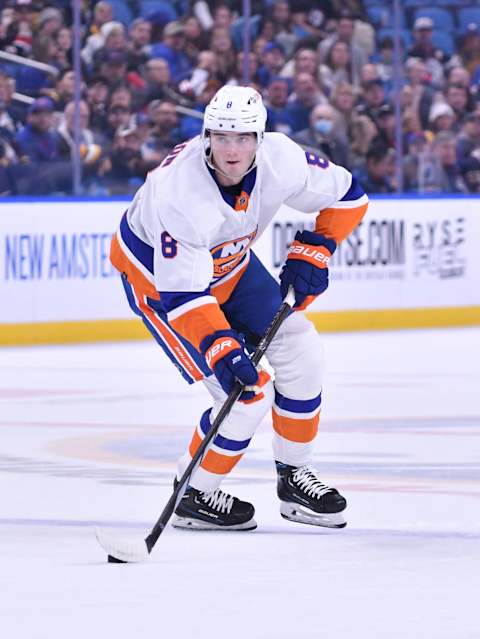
[
  {"left": 140, "top": 303, "right": 204, "bottom": 381},
  {"left": 189, "top": 430, "right": 243, "bottom": 475},
  {"left": 111, "top": 231, "right": 205, "bottom": 382},
  {"left": 272, "top": 409, "right": 319, "bottom": 443}
]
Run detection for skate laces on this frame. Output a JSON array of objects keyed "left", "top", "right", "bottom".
[
  {"left": 292, "top": 465, "right": 333, "bottom": 499},
  {"left": 201, "top": 489, "right": 234, "bottom": 514}
]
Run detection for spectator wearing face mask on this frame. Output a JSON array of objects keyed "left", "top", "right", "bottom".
[{"left": 292, "top": 103, "right": 350, "bottom": 169}]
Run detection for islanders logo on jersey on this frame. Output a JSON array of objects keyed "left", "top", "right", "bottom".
[{"left": 210, "top": 229, "right": 257, "bottom": 278}]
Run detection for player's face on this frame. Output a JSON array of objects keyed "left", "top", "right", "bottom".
[{"left": 210, "top": 131, "right": 257, "bottom": 185}]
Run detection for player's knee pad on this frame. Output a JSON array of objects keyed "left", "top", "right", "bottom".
[
  {"left": 267, "top": 312, "right": 324, "bottom": 399},
  {"left": 205, "top": 374, "right": 274, "bottom": 441}
]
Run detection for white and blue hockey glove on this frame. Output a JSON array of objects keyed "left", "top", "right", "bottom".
[{"left": 280, "top": 230, "right": 336, "bottom": 311}]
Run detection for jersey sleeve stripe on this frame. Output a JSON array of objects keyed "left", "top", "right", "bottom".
[
  {"left": 110, "top": 233, "right": 159, "bottom": 300},
  {"left": 329, "top": 193, "right": 369, "bottom": 209},
  {"left": 119, "top": 212, "right": 154, "bottom": 273},
  {"left": 166, "top": 294, "right": 219, "bottom": 322},
  {"left": 169, "top": 302, "right": 230, "bottom": 350},
  {"left": 340, "top": 175, "right": 366, "bottom": 202},
  {"left": 315, "top": 201, "right": 369, "bottom": 244}
]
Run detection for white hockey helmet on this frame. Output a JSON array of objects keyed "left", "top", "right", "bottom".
[{"left": 202, "top": 85, "right": 267, "bottom": 163}]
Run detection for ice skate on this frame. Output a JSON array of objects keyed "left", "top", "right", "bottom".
[
  {"left": 276, "top": 461, "right": 347, "bottom": 529},
  {"left": 172, "top": 485, "right": 257, "bottom": 531}
]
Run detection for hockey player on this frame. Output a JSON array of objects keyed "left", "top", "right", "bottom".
[{"left": 110, "top": 85, "right": 368, "bottom": 531}]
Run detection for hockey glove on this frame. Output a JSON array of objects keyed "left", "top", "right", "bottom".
[
  {"left": 201, "top": 329, "right": 268, "bottom": 402},
  {"left": 280, "top": 230, "right": 336, "bottom": 311}
]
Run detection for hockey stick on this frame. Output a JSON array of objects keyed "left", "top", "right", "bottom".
[{"left": 95, "top": 289, "right": 295, "bottom": 563}]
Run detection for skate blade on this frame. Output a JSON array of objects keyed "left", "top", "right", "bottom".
[
  {"left": 172, "top": 515, "right": 257, "bottom": 531},
  {"left": 280, "top": 502, "right": 347, "bottom": 529}
]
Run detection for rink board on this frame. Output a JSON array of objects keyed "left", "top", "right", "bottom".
[{"left": 0, "top": 197, "right": 479, "bottom": 344}]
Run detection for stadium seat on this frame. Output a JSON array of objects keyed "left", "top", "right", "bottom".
[
  {"left": 432, "top": 31, "right": 455, "bottom": 57},
  {"left": 413, "top": 8, "right": 455, "bottom": 32},
  {"left": 377, "top": 28, "right": 412, "bottom": 50},
  {"left": 457, "top": 8, "right": 480, "bottom": 34},
  {"left": 230, "top": 14, "right": 262, "bottom": 51},
  {"left": 366, "top": 6, "right": 406, "bottom": 29},
  {"left": 403, "top": 0, "right": 434, "bottom": 7},
  {"left": 110, "top": 1, "right": 133, "bottom": 26},
  {"left": 139, "top": 0, "right": 177, "bottom": 22}
]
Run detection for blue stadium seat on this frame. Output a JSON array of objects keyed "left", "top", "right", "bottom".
[
  {"left": 457, "top": 8, "right": 480, "bottom": 34},
  {"left": 110, "top": 1, "right": 133, "bottom": 27},
  {"left": 366, "top": 6, "right": 406, "bottom": 29},
  {"left": 404, "top": 0, "right": 434, "bottom": 7},
  {"left": 432, "top": 31, "right": 454, "bottom": 57},
  {"left": 377, "top": 28, "right": 412, "bottom": 50},
  {"left": 230, "top": 14, "right": 262, "bottom": 51},
  {"left": 413, "top": 8, "right": 455, "bottom": 32},
  {"left": 139, "top": 0, "right": 177, "bottom": 22}
]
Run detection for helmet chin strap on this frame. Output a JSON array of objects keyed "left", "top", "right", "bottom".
[{"left": 206, "top": 154, "right": 257, "bottom": 182}]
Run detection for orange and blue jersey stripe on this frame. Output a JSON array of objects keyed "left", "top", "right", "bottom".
[{"left": 315, "top": 176, "right": 369, "bottom": 243}]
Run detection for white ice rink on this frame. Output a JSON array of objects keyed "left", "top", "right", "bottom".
[{"left": 1, "top": 327, "right": 479, "bottom": 639}]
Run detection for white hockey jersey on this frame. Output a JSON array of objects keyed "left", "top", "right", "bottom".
[{"left": 110, "top": 132, "right": 368, "bottom": 349}]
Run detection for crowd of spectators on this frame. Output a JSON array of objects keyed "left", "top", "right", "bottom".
[{"left": 1, "top": 0, "right": 480, "bottom": 196}]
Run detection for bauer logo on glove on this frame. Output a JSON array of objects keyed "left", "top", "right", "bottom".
[
  {"left": 205, "top": 338, "right": 237, "bottom": 368},
  {"left": 201, "top": 329, "right": 269, "bottom": 402},
  {"left": 280, "top": 230, "right": 337, "bottom": 311},
  {"left": 287, "top": 243, "right": 331, "bottom": 265}
]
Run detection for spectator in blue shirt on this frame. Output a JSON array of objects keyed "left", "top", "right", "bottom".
[
  {"left": 257, "top": 41, "right": 286, "bottom": 88},
  {"left": 150, "top": 22, "right": 192, "bottom": 84},
  {"left": 15, "top": 97, "right": 60, "bottom": 163},
  {"left": 264, "top": 76, "right": 292, "bottom": 134},
  {"left": 284, "top": 72, "right": 326, "bottom": 133},
  {"left": 14, "top": 96, "right": 71, "bottom": 194}
]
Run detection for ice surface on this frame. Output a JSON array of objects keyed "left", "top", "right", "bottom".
[{"left": 0, "top": 328, "right": 479, "bottom": 639}]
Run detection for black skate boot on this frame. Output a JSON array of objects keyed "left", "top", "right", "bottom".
[
  {"left": 276, "top": 461, "right": 347, "bottom": 528},
  {"left": 172, "top": 484, "right": 257, "bottom": 531}
]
